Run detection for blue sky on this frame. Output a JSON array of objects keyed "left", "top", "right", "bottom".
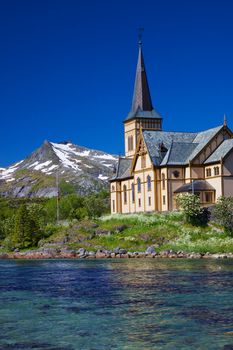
[{"left": 1, "top": 0, "right": 233, "bottom": 166}]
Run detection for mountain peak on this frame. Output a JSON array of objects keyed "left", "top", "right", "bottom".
[{"left": 0, "top": 141, "right": 117, "bottom": 197}]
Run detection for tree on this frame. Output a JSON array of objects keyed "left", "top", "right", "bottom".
[
  {"left": 12, "top": 205, "right": 40, "bottom": 248},
  {"left": 176, "top": 193, "right": 209, "bottom": 226},
  {"left": 213, "top": 196, "right": 233, "bottom": 233},
  {"left": 84, "top": 193, "right": 109, "bottom": 219}
]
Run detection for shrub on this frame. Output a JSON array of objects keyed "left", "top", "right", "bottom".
[
  {"left": 176, "top": 193, "right": 209, "bottom": 226},
  {"left": 213, "top": 196, "right": 233, "bottom": 233}
]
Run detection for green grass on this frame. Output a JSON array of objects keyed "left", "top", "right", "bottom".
[{"left": 36, "top": 212, "right": 233, "bottom": 254}]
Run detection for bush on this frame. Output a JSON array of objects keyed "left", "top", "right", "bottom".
[
  {"left": 176, "top": 193, "right": 209, "bottom": 226},
  {"left": 213, "top": 196, "right": 233, "bottom": 233}
]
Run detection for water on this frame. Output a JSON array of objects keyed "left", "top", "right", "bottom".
[{"left": 0, "top": 259, "right": 233, "bottom": 350}]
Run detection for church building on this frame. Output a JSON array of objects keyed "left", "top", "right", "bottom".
[{"left": 110, "top": 41, "right": 233, "bottom": 213}]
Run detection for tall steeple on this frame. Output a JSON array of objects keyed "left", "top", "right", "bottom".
[
  {"left": 131, "top": 41, "right": 153, "bottom": 113},
  {"left": 124, "top": 38, "right": 162, "bottom": 158}
]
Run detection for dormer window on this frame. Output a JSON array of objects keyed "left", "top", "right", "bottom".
[{"left": 159, "top": 142, "right": 167, "bottom": 153}]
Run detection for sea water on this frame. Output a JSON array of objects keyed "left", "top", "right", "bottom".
[{"left": 0, "top": 259, "right": 233, "bottom": 350}]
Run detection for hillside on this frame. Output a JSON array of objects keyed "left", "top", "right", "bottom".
[{"left": 0, "top": 141, "right": 117, "bottom": 197}]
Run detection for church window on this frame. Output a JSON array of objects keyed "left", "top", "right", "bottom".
[
  {"left": 112, "top": 200, "right": 115, "bottom": 212},
  {"left": 206, "top": 168, "right": 211, "bottom": 177},
  {"left": 123, "top": 185, "right": 127, "bottom": 204},
  {"left": 163, "top": 195, "right": 166, "bottom": 205},
  {"left": 112, "top": 185, "right": 115, "bottom": 192},
  {"left": 214, "top": 166, "right": 220, "bottom": 176},
  {"left": 148, "top": 196, "right": 151, "bottom": 206},
  {"left": 141, "top": 155, "right": 146, "bottom": 168},
  {"left": 173, "top": 170, "right": 180, "bottom": 178},
  {"left": 205, "top": 192, "right": 213, "bottom": 203},
  {"left": 162, "top": 173, "right": 165, "bottom": 190},
  {"left": 147, "top": 175, "right": 151, "bottom": 191},
  {"left": 132, "top": 183, "right": 135, "bottom": 203},
  {"left": 138, "top": 198, "right": 141, "bottom": 207},
  {"left": 128, "top": 136, "right": 134, "bottom": 152},
  {"left": 137, "top": 178, "right": 141, "bottom": 193}
]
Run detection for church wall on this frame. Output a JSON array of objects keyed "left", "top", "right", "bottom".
[
  {"left": 185, "top": 167, "right": 191, "bottom": 182},
  {"left": 110, "top": 182, "right": 122, "bottom": 213},
  {"left": 223, "top": 177, "right": 233, "bottom": 197},
  {"left": 223, "top": 152, "right": 233, "bottom": 176},
  {"left": 121, "top": 179, "right": 131, "bottom": 214},
  {"left": 191, "top": 167, "right": 204, "bottom": 179},
  {"left": 222, "top": 152, "right": 233, "bottom": 197},
  {"left": 204, "top": 163, "right": 222, "bottom": 199},
  {"left": 160, "top": 168, "right": 168, "bottom": 211},
  {"left": 124, "top": 120, "right": 138, "bottom": 157}
]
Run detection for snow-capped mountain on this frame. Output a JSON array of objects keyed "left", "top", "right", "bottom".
[{"left": 0, "top": 141, "right": 118, "bottom": 197}]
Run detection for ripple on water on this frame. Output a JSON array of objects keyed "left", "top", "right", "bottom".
[{"left": 0, "top": 259, "right": 233, "bottom": 350}]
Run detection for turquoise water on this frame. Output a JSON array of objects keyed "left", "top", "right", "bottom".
[{"left": 0, "top": 259, "right": 233, "bottom": 350}]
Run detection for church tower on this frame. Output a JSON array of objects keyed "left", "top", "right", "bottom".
[{"left": 124, "top": 40, "right": 162, "bottom": 158}]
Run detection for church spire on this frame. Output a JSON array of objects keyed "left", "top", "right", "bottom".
[{"left": 131, "top": 40, "right": 153, "bottom": 113}]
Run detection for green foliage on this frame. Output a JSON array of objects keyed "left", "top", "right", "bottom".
[
  {"left": 213, "top": 196, "right": 233, "bottom": 233},
  {"left": 59, "top": 180, "right": 76, "bottom": 196},
  {"left": 11, "top": 205, "right": 41, "bottom": 249},
  {"left": 84, "top": 193, "right": 109, "bottom": 219},
  {"left": 176, "top": 193, "right": 209, "bottom": 226}
]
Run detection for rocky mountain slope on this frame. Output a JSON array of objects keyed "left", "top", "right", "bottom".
[{"left": 0, "top": 141, "right": 118, "bottom": 197}]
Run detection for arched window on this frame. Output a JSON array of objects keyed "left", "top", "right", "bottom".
[
  {"left": 123, "top": 185, "right": 127, "bottom": 204},
  {"left": 214, "top": 166, "right": 219, "bottom": 176},
  {"left": 132, "top": 183, "right": 135, "bottom": 203},
  {"left": 147, "top": 175, "right": 151, "bottom": 191},
  {"left": 137, "top": 178, "right": 141, "bottom": 193},
  {"left": 112, "top": 185, "right": 115, "bottom": 192},
  {"left": 128, "top": 136, "right": 134, "bottom": 151},
  {"left": 162, "top": 173, "right": 165, "bottom": 190}
]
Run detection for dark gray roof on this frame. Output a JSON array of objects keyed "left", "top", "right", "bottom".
[
  {"left": 174, "top": 180, "right": 215, "bottom": 193},
  {"left": 143, "top": 130, "right": 197, "bottom": 166},
  {"left": 188, "top": 126, "right": 223, "bottom": 160},
  {"left": 161, "top": 142, "right": 198, "bottom": 165},
  {"left": 143, "top": 126, "right": 223, "bottom": 166},
  {"left": 111, "top": 157, "right": 132, "bottom": 180},
  {"left": 204, "top": 139, "right": 233, "bottom": 164},
  {"left": 124, "top": 44, "right": 162, "bottom": 122},
  {"left": 125, "top": 107, "right": 162, "bottom": 122}
]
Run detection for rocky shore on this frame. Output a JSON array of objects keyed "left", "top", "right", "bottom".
[{"left": 0, "top": 246, "right": 233, "bottom": 260}]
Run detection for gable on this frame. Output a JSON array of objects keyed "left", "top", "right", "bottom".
[
  {"left": 191, "top": 127, "right": 232, "bottom": 165},
  {"left": 131, "top": 134, "right": 153, "bottom": 173}
]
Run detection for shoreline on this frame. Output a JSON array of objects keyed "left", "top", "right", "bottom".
[{"left": 0, "top": 248, "right": 233, "bottom": 260}]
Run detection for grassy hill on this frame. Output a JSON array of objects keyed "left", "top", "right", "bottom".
[{"left": 38, "top": 212, "right": 233, "bottom": 254}]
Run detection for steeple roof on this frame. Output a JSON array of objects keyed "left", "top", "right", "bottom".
[
  {"left": 131, "top": 43, "right": 153, "bottom": 112},
  {"left": 125, "top": 42, "right": 162, "bottom": 122}
]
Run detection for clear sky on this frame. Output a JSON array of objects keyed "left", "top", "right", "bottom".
[{"left": 1, "top": 0, "right": 233, "bottom": 166}]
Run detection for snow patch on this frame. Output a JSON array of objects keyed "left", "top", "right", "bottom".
[
  {"left": 34, "top": 161, "right": 52, "bottom": 170},
  {"left": 6, "top": 178, "right": 15, "bottom": 182},
  {"left": 28, "top": 161, "right": 39, "bottom": 168},
  {"left": 94, "top": 154, "right": 116, "bottom": 161},
  {"left": 98, "top": 174, "right": 109, "bottom": 181}
]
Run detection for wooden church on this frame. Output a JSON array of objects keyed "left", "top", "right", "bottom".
[{"left": 110, "top": 41, "right": 233, "bottom": 214}]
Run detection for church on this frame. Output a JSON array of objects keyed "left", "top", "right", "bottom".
[{"left": 110, "top": 41, "right": 233, "bottom": 214}]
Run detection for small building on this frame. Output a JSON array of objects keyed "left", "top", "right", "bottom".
[{"left": 110, "top": 41, "right": 233, "bottom": 214}]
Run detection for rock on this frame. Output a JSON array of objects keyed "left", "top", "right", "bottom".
[
  {"left": 114, "top": 225, "right": 128, "bottom": 233},
  {"left": 95, "top": 229, "right": 111, "bottom": 236},
  {"left": 77, "top": 248, "right": 86, "bottom": 256},
  {"left": 145, "top": 246, "right": 156, "bottom": 254},
  {"left": 113, "top": 247, "right": 121, "bottom": 254},
  {"left": 88, "top": 251, "right": 96, "bottom": 258},
  {"left": 119, "top": 248, "right": 127, "bottom": 254},
  {"left": 96, "top": 252, "right": 106, "bottom": 259}
]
